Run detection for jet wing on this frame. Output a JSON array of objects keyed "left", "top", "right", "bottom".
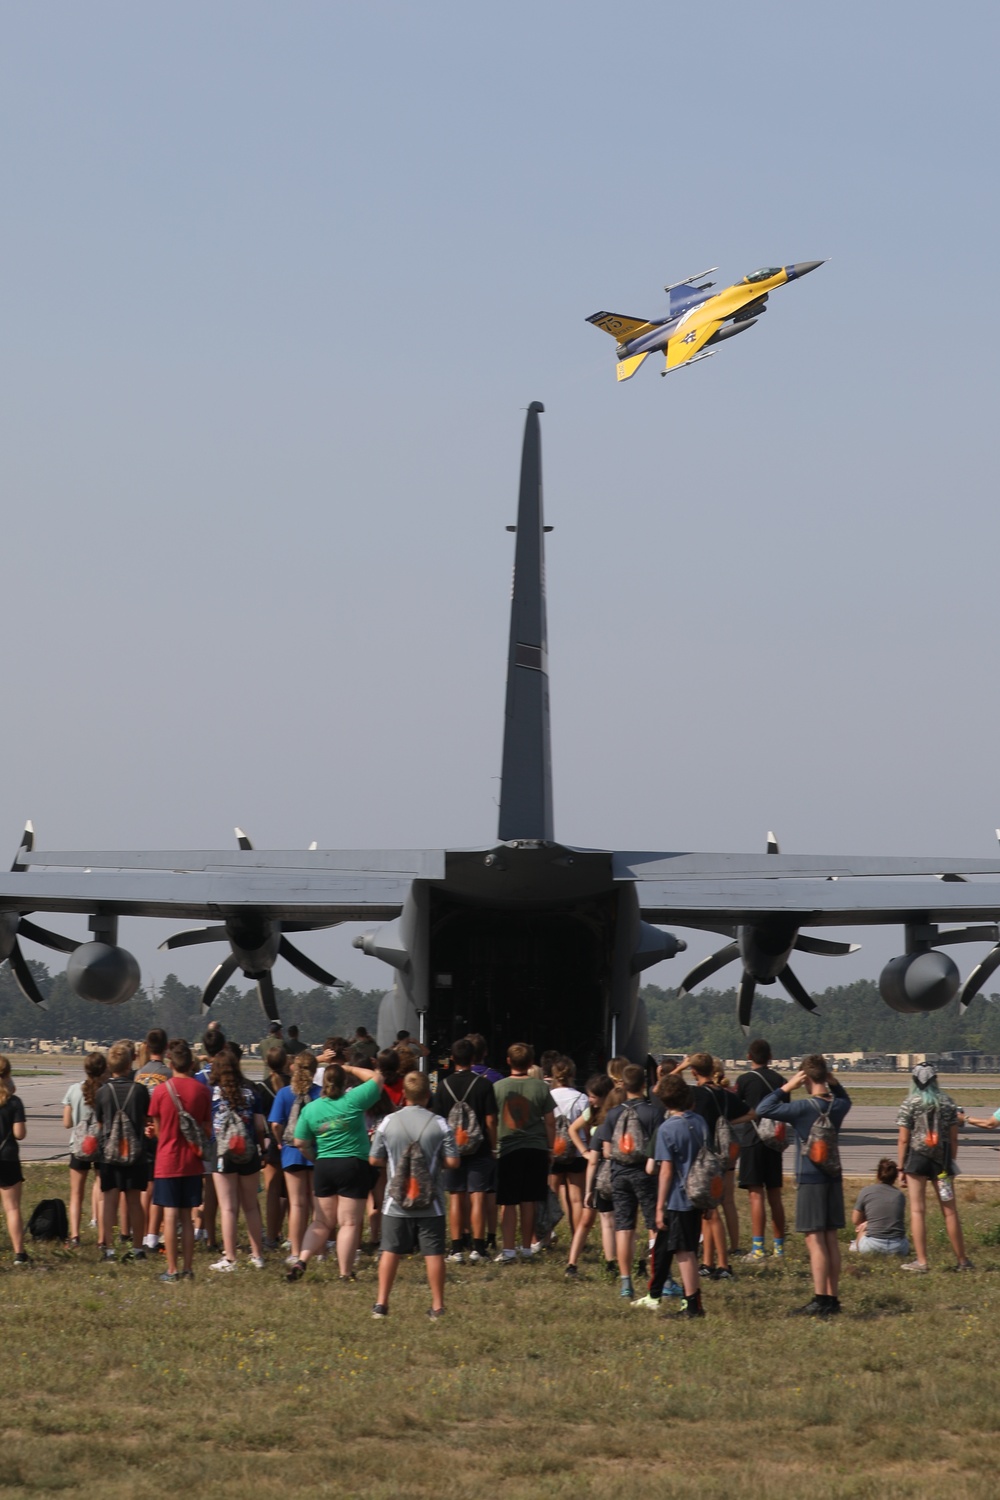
[
  {"left": 0, "top": 848, "right": 447, "bottom": 923},
  {"left": 637, "top": 878, "right": 1000, "bottom": 929},
  {"left": 613, "top": 851, "right": 1000, "bottom": 881},
  {"left": 665, "top": 316, "right": 723, "bottom": 369}
]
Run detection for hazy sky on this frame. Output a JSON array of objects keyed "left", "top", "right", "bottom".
[{"left": 3, "top": 3, "right": 1000, "bottom": 1009}]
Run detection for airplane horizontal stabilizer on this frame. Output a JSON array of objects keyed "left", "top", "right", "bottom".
[{"left": 616, "top": 352, "right": 649, "bottom": 382}]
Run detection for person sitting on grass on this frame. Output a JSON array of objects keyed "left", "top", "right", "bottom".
[
  {"left": 896, "top": 1062, "right": 972, "bottom": 1273},
  {"left": 755, "top": 1055, "right": 852, "bottom": 1318},
  {"left": 147, "top": 1038, "right": 213, "bottom": 1282},
  {"left": 62, "top": 1050, "right": 108, "bottom": 1248},
  {"left": 849, "top": 1158, "right": 910, "bottom": 1256},
  {"left": 0, "top": 1056, "right": 28, "bottom": 1265},
  {"left": 369, "top": 1070, "right": 459, "bottom": 1321}
]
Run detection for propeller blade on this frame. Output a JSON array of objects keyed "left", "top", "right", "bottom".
[
  {"left": 159, "top": 925, "right": 229, "bottom": 951},
  {"left": 778, "top": 965, "right": 819, "bottom": 1015},
  {"left": 677, "top": 941, "right": 739, "bottom": 998},
  {"left": 202, "top": 953, "right": 239, "bottom": 1012},
  {"left": 794, "top": 935, "right": 861, "bottom": 958},
  {"left": 17, "top": 917, "right": 79, "bottom": 955},
  {"left": 279, "top": 936, "right": 340, "bottom": 987},
  {"left": 958, "top": 944, "right": 1000, "bottom": 1015},
  {"left": 766, "top": 832, "right": 780, "bottom": 855},
  {"left": 257, "top": 968, "right": 280, "bottom": 1024},
  {"left": 9, "top": 938, "right": 47, "bottom": 1007},
  {"left": 235, "top": 828, "right": 254, "bottom": 850},
  {"left": 737, "top": 971, "right": 757, "bottom": 1035},
  {"left": 11, "top": 820, "right": 34, "bottom": 872}
]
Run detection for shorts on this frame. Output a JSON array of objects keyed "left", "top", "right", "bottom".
[
  {"left": 152, "top": 1175, "right": 204, "bottom": 1210},
  {"left": 214, "top": 1148, "right": 262, "bottom": 1178},
  {"left": 442, "top": 1151, "right": 496, "bottom": 1195},
  {"left": 795, "top": 1178, "right": 845, "bottom": 1233},
  {"left": 594, "top": 1190, "right": 613, "bottom": 1215},
  {"left": 738, "top": 1144, "right": 784, "bottom": 1190},
  {"left": 69, "top": 1155, "right": 96, "bottom": 1174},
  {"left": 611, "top": 1164, "right": 658, "bottom": 1232},
  {"left": 854, "top": 1233, "right": 910, "bottom": 1255},
  {"left": 496, "top": 1149, "right": 550, "bottom": 1207},
  {"left": 551, "top": 1157, "right": 586, "bottom": 1175},
  {"left": 283, "top": 1162, "right": 313, "bottom": 1175},
  {"left": 99, "top": 1162, "right": 149, "bottom": 1194},
  {"left": 663, "top": 1207, "right": 702, "bottom": 1254},
  {"left": 381, "top": 1215, "right": 447, "bottom": 1257},
  {"left": 314, "top": 1156, "right": 376, "bottom": 1201},
  {"left": 904, "top": 1149, "right": 955, "bottom": 1179},
  {"left": 0, "top": 1159, "right": 24, "bottom": 1189}
]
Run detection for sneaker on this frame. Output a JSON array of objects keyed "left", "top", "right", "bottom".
[
  {"left": 263, "top": 1238, "right": 281, "bottom": 1252},
  {"left": 209, "top": 1257, "right": 238, "bottom": 1273},
  {"left": 662, "top": 1278, "right": 684, "bottom": 1298},
  {"left": 13, "top": 1251, "right": 30, "bottom": 1266},
  {"left": 101, "top": 1249, "right": 116, "bottom": 1262},
  {"left": 564, "top": 1263, "right": 579, "bottom": 1279},
  {"left": 249, "top": 1255, "right": 266, "bottom": 1270},
  {"left": 772, "top": 1243, "right": 785, "bottom": 1259},
  {"left": 468, "top": 1250, "right": 483, "bottom": 1264},
  {"left": 620, "top": 1280, "right": 635, "bottom": 1300},
  {"left": 67, "top": 1236, "right": 81, "bottom": 1250},
  {"left": 679, "top": 1298, "right": 705, "bottom": 1319},
  {"left": 900, "top": 1260, "right": 929, "bottom": 1274},
  {"left": 698, "top": 1262, "right": 712, "bottom": 1277},
  {"left": 158, "top": 1271, "right": 179, "bottom": 1284},
  {"left": 180, "top": 1270, "right": 195, "bottom": 1281},
  {"left": 519, "top": 1244, "right": 541, "bottom": 1258},
  {"left": 789, "top": 1297, "right": 827, "bottom": 1316},
  {"left": 631, "top": 1294, "right": 662, "bottom": 1311},
  {"left": 742, "top": 1248, "right": 766, "bottom": 1262},
  {"left": 285, "top": 1253, "right": 302, "bottom": 1267},
  {"left": 371, "top": 1302, "right": 388, "bottom": 1318},
  {"left": 428, "top": 1307, "right": 446, "bottom": 1321},
  {"left": 494, "top": 1251, "right": 517, "bottom": 1264},
  {"left": 339, "top": 1273, "right": 357, "bottom": 1283},
  {"left": 121, "top": 1248, "right": 146, "bottom": 1263},
  {"left": 285, "top": 1261, "right": 306, "bottom": 1282},
  {"left": 447, "top": 1251, "right": 465, "bottom": 1264},
  {"left": 819, "top": 1297, "right": 841, "bottom": 1317},
  {"left": 89, "top": 1218, "right": 97, "bottom": 1228},
  {"left": 711, "top": 1267, "right": 735, "bottom": 1282},
  {"left": 193, "top": 1228, "right": 207, "bottom": 1242},
  {"left": 957, "top": 1260, "right": 976, "bottom": 1272}
]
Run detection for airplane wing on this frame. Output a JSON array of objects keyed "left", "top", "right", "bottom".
[
  {"left": 636, "top": 878, "right": 1000, "bottom": 929},
  {"left": 665, "top": 317, "right": 723, "bottom": 369}
]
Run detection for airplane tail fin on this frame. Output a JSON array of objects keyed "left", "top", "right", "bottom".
[
  {"left": 616, "top": 352, "right": 650, "bottom": 382},
  {"left": 498, "top": 402, "right": 554, "bottom": 842}
]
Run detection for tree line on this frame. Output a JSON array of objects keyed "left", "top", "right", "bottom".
[{"left": 3, "top": 957, "right": 1000, "bottom": 1057}]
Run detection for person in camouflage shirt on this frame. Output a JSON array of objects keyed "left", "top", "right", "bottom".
[{"left": 896, "top": 1063, "right": 972, "bottom": 1273}]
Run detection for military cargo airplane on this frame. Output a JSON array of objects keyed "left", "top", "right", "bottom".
[
  {"left": 4, "top": 402, "right": 1000, "bottom": 1066},
  {"left": 587, "top": 261, "right": 825, "bottom": 381}
]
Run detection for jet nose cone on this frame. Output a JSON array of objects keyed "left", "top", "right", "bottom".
[{"left": 788, "top": 260, "right": 826, "bottom": 279}]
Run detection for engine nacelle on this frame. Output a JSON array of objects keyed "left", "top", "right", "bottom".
[
  {"left": 66, "top": 942, "right": 141, "bottom": 1005},
  {"left": 738, "top": 921, "right": 798, "bottom": 983},
  {"left": 879, "top": 950, "right": 960, "bottom": 1014},
  {"left": 226, "top": 916, "right": 280, "bottom": 976},
  {"left": 0, "top": 912, "right": 18, "bottom": 961}
]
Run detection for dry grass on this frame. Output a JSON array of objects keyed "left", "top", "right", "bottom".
[{"left": 2, "top": 1166, "right": 1000, "bottom": 1498}]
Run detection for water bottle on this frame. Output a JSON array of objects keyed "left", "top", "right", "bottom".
[{"left": 937, "top": 1171, "right": 954, "bottom": 1203}]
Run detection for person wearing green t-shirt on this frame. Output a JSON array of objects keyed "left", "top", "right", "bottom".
[
  {"left": 286, "top": 1061, "right": 385, "bottom": 1283},
  {"left": 493, "top": 1043, "right": 555, "bottom": 1262}
]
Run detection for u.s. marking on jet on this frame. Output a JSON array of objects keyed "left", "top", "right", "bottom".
[{"left": 587, "top": 261, "right": 825, "bottom": 381}]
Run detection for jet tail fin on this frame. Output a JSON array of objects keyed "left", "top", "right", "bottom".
[
  {"left": 498, "top": 402, "right": 554, "bottom": 842},
  {"left": 586, "top": 311, "right": 655, "bottom": 340},
  {"left": 617, "top": 352, "right": 650, "bottom": 382}
]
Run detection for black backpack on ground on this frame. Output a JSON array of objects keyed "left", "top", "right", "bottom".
[{"left": 27, "top": 1198, "right": 68, "bottom": 1241}]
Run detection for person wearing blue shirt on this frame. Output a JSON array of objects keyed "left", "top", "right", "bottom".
[
  {"left": 756, "top": 1055, "right": 851, "bottom": 1318},
  {"left": 648, "top": 1074, "right": 710, "bottom": 1319},
  {"left": 268, "top": 1051, "right": 321, "bottom": 1263}
]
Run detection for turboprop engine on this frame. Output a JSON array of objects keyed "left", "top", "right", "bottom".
[
  {"left": 66, "top": 916, "right": 141, "bottom": 1005},
  {"left": 879, "top": 950, "right": 960, "bottom": 1014}
]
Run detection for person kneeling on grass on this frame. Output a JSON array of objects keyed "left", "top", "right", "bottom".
[
  {"left": 755, "top": 1055, "right": 851, "bottom": 1318},
  {"left": 147, "top": 1038, "right": 213, "bottom": 1282},
  {"left": 849, "top": 1158, "right": 910, "bottom": 1257},
  {"left": 368, "top": 1071, "right": 459, "bottom": 1320}
]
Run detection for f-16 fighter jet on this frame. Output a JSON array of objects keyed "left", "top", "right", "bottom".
[{"left": 587, "top": 261, "right": 825, "bottom": 380}]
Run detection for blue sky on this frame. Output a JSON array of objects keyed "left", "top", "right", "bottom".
[{"left": 2, "top": 2, "right": 999, "bottom": 1001}]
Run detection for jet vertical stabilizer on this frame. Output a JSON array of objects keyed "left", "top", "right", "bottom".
[{"left": 498, "top": 402, "right": 554, "bottom": 841}]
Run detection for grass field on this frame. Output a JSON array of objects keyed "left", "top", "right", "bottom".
[{"left": 2, "top": 1167, "right": 1000, "bottom": 1498}]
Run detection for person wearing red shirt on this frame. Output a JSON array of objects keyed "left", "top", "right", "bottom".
[{"left": 148, "top": 1038, "right": 213, "bottom": 1282}]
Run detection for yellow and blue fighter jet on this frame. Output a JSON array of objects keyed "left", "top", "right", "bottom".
[{"left": 587, "top": 260, "right": 825, "bottom": 381}]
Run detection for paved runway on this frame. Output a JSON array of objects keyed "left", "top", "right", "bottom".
[{"left": 14, "top": 1075, "right": 1000, "bottom": 1177}]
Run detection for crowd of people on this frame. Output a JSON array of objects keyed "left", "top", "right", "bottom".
[{"left": 0, "top": 1028, "right": 985, "bottom": 1318}]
